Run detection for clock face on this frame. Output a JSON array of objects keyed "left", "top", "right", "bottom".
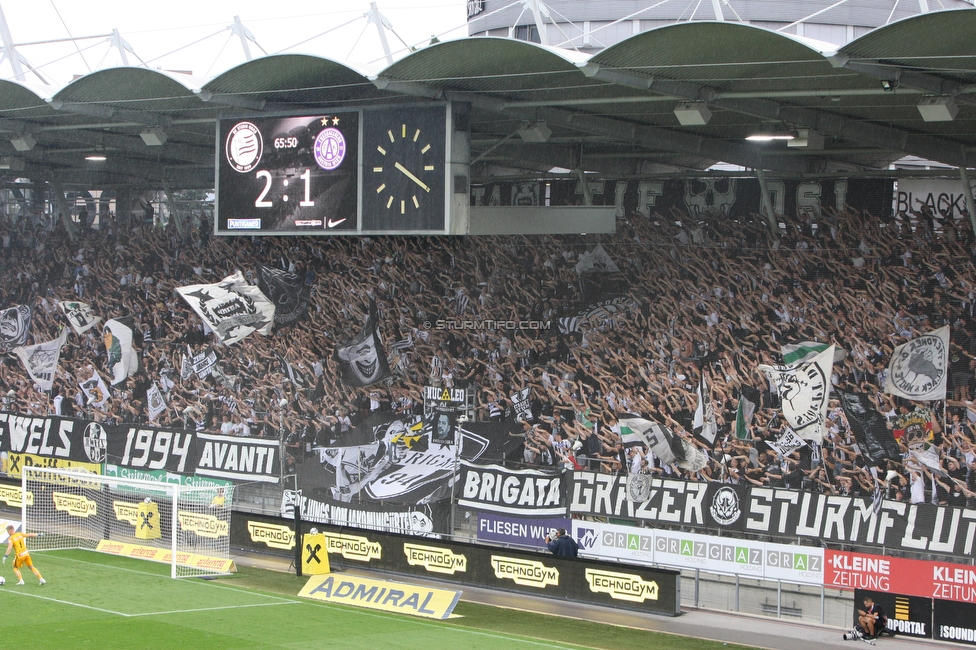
[{"left": 361, "top": 106, "right": 446, "bottom": 232}]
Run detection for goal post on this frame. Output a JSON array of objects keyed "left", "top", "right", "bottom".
[{"left": 22, "top": 466, "right": 234, "bottom": 579}]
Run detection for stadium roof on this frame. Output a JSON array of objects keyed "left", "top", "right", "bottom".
[{"left": 1, "top": 8, "right": 976, "bottom": 190}]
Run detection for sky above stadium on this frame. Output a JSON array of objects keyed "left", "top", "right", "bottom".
[{"left": 0, "top": 0, "right": 470, "bottom": 86}]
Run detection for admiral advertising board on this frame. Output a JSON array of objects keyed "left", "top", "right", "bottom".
[
  {"left": 569, "top": 472, "right": 976, "bottom": 556},
  {"left": 234, "top": 512, "right": 680, "bottom": 616}
]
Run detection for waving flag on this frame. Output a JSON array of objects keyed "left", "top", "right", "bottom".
[
  {"left": 334, "top": 301, "right": 390, "bottom": 388},
  {"left": 176, "top": 271, "right": 275, "bottom": 345},
  {"left": 0, "top": 304, "right": 31, "bottom": 352},
  {"left": 257, "top": 264, "right": 310, "bottom": 327},
  {"left": 79, "top": 368, "right": 110, "bottom": 408},
  {"left": 884, "top": 326, "right": 949, "bottom": 401},
  {"left": 12, "top": 329, "right": 67, "bottom": 391},
  {"left": 759, "top": 345, "right": 834, "bottom": 442},
  {"left": 735, "top": 386, "right": 760, "bottom": 440},
  {"left": 837, "top": 390, "right": 902, "bottom": 466},
  {"left": 57, "top": 300, "right": 101, "bottom": 335},
  {"left": 617, "top": 416, "right": 707, "bottom": 471},
  {"left": 146, "top": 382, "right": 167, "bottom": 421},
  {"left": 104, "top": 318, "right": 140, "bottom": 386},
  {"left": 692, "top": 373, "right": 718, "bottom": 446}
]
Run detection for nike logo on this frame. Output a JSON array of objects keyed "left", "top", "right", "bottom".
[{"left": 327, "top": 218, "right": 347, "bottom": 228}]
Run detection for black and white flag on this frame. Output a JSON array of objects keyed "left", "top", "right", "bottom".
[
  {"left": 104, "top": 318, "right": 140, "bottom": 387},
  {"left": 837, "top": 390, "right": 902, "bottom": 466},
  {"left": 616, "top": 416, "right": 708, "bottom": 471},
  {"left": 759, "top": 345, "right": 834, "bottom": 443},
  {"left": 692, "top": 372, "right": 718, "bottom": 446},
  {"left": 257, "top": 263, "right": 310, "bottom": 327},
  {"left": 0, "top": 304, "right": 31, "bottom": 352},
  {"left": 884, "top": 325, "right": 949, "bottom": 401},
  {"left": 57, "top": 300, "right": 101, "bottom": 335},
  {"left": 510, "top": 387, "right": 532, "bottom": 422},
  {"left": 146, "top": 382, "right": 167, "bottom": 421},
  {"left": 12, "top": 329, "right": 67, "bottom": 391},
  {"left": 274, "top": 350, "right": 307, "bottom": 388},
  {"left": 574, "top": 243, "right": 620, "bottom": 274},
  {"left": 557, "top": 297, "right": 635, "bottom": 334},
  {"left": 176, "top": 271, "right": 275, "bottom": 345},
  {"left": 79, "top": 368, "right": 110, "bottom": 408},
  {"left": 334, "top": 300, "right": 390, "bottom": 388},
  {"left": 766, "top": 429, "right": 807, "bottom": 458}
]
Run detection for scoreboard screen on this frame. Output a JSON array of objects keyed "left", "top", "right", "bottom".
[{"left": 215, "top": 105, "right": 449, "bottom": 235}]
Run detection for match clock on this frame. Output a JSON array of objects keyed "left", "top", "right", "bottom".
[{"left": 361, "top": 105, "right": 447, "bottom": 232}]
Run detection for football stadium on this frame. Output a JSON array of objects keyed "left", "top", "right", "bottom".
[{"left": 0, "top": 1, "right": 975, "bottom": 648}]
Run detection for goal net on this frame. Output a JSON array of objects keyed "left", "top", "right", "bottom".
[{"left": 22, "top": 466, "right": 234, "bottom": 578}]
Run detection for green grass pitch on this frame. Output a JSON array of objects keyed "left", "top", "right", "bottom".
[{"left": 0, "top": 550, "right": 759, "bottom": 650}]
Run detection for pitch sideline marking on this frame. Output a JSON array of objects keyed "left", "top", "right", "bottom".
[
  {"left": 0, "top": 589, "right": 129, "bottom": 617},
  {"left": 37, "top": 551, "right": 295, "bottom": 603}
]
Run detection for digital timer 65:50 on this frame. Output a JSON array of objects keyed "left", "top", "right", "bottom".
[{"left": 274, "top": 137, "right": 299, "bottom": 149}]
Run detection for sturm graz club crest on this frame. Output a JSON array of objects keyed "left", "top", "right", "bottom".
[
  {"left": 627, "top": 473, "right": 653, "bottom": 502},
  {"left": 83, "top": 422, "right": 107, "bottom": 463},
  {"left": 710, "top": 486, "right": 741, "bottom": 526},
  {"left": 890, "top": 334, "right": 947, "bottom": 398},
  {"left": 779, "top": 362, "right": 828, "bottom": 435}
]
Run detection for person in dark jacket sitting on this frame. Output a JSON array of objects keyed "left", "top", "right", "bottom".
[{"left": 545, "top": 528, "right": 579, "bottom": 557}]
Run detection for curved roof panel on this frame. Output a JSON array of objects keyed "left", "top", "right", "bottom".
[
  {"left": 0, "top": 80, "right": 52, "bottom": 115},
  {"left": 53, "top": 67, "right": 202, "bottom": 114},
  {"left": 378, "top": 38, "right": 593, "bottom": 95},
  {"left": 204, "top": 54, "right": 383, "bottom": 107},
  {"left": 839, "top": 9, "right": 976, "bottom": 77}
]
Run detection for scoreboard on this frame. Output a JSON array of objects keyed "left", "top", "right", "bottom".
[{"left": 215, "top": 104, "right": 449, "bottom": 235}]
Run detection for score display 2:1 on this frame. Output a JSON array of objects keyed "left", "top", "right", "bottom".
[{"left": 218, "top": 113, "right": 359, "bottom": 233}]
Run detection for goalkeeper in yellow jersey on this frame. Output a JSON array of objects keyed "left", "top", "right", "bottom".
[{"left": 4, "top": 524, "right": 45, "bottom": 586}]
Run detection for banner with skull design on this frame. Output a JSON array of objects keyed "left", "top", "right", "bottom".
[
  {"left": 884, "top": 326, "right": 949, "bottom": 401},
  {"left": 333, "top": 300, "right": 390, "bottom": 387},
  {"left": 0, "top": 304, "right": 31, "bottom": 353},
  {"left": 759, "top": 345, "right": 834, "bottom": 443},
  {"left": 257, "top": 263, "right": 310, "bottom": 327},
  {"left": 176, "top": 271, "right": 275, "bottom": 345}
]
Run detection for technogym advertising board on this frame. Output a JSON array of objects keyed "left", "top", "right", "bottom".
[{"left": 234, "top": 512, "right": 680, "bottom": 616}]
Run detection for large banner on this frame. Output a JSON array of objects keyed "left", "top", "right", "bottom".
[
  {"left": 299, "top": 415, "right": 515, "bottom": 506},
  {"left": 194, "top": 433, "right": 280, "bottom": 483},
  {"left": 474, "top": 178, "right": 893, "bottom": 220},
  {"left": 458, "top": 461, "right": 566, "bottom": 516},
  {"left": 0, "top": 414, "right": 280, "bottom": 485},
  {"left": 281, "top": 489, "right": 449, "bottom": 537},
  {"left": 569, "top": 472, "right": 976, "bottom": 556}
]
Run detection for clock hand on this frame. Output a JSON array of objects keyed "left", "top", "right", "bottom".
[{"left": 394, "top": 162, "right": 430, "bottom": 193}]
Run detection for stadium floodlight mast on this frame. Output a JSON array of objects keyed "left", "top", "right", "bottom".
[{"left": 22, "top": 466, "right": 233, "bottom": 579}]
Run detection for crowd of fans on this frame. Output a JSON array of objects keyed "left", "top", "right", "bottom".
[{"left": 1, "top": 199, "right": 976, "bottom": 509}]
